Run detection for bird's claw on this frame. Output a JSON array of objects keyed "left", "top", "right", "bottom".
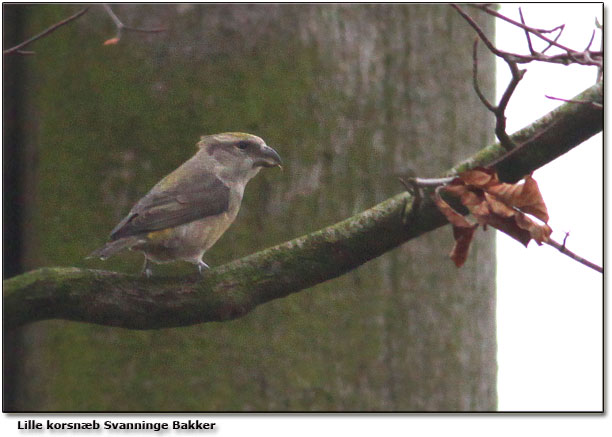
[
  {"left": 197, "top": 260, "right": 210, "bottom": 276},
  {"left": 142, "top": 258, "right": 153, "bottom": 278}
]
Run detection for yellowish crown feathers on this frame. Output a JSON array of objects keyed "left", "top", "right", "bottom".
[{"left": 197, "top": 132, "right": 261, "bottom": 148}]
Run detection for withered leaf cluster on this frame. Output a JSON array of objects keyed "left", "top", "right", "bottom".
[{"left": 433, "top": 168, "right": 552, "bottom": 267}]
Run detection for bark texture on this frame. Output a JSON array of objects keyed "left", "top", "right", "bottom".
[{"left": 6, "top": 4, "right": 501, "bottom": 411}]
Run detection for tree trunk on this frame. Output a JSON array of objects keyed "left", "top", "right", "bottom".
[
  {"left": 3, "top": 3, "right": 28, "bottom": 411},
  {"left": 7, "top": 4, "right": 496, "bottom": 411}
]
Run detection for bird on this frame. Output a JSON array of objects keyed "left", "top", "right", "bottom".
[{"left": 87, "top": 132, "right": 282, "bottom": 277}]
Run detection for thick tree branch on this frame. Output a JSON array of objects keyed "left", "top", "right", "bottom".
[{"left": 3, "top": 83, "right": 602, "bottom": 330}]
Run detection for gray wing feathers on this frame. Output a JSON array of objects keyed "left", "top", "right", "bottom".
[
  {"left": 87, "top": 236, "right": 143, "bottom": 260},
  {"left": 110, "top": 172, "right": 230, "bottom": 240}
]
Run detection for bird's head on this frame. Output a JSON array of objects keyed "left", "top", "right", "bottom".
[{"left": 197, "top": 132, "right": 282, "bottom": 181}]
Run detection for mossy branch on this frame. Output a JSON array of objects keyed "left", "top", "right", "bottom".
[{"left": 3, "top": 83, "right": 602, "bottom": 330}]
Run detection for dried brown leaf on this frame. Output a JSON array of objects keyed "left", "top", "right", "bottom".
[
  {"left": 515, "top": 212, "right": 552, "bottom": 245},
  {"left": 484, "top": 192, "right": 515, "bottom": 218},
  {"left": 460, "top": 190, "right": 484, "bottom": 209},
  {"left": 457, "top": 167, "right": 499, "bottom": 188},
  {"left": 433, "top": 169, "right": 553, "bottom": 266},
  {"left": 469, "top": 200, "right": 491, "bottom": 225},
  {"left": 433, "top": 189, "right": 479, "bottom": 267},
  {"left": 103, "top": 37, "right": 120, "bottom": 46},
  {"left": 467, "top": 194, "right": 532, "bottom": 246},
  {"left": 433, "top": 189, "right": 475, "bottom": 229},
  {"left": 486, "top": 174, "right": 549, "bottom": 222},
  {"left": 450, "top": 222, "right": 479, "bottom": 267},
  {"left": 485, "top": 214, "right": 532, "bottom": 247},
  {"left": 444, "top": 183, "right": 469, "bottom": 197}
]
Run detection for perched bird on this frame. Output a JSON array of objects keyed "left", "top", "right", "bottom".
[{"left": 88, "top": 132, "right": 282, "bottom": 277}]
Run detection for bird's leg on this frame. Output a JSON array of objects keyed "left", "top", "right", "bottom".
[
  {"left": 197, "top": 259, "right": 210, "bottom": 276},
  {"left": 142, "top": 258, "right": 153, "bottom": 278}
]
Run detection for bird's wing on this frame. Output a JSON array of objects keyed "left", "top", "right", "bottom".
[{"left": 109, "top": 171, "right": 231, "bottom": 240}]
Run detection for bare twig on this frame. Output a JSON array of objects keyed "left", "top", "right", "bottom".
[
  {"left": 455, "top": 3, "right": 603, "bottom": 152},
  {"left": 12, "top": 50, "right": 36, "bottom": 56},
  {"left": 541, "top": 24, "right": 565, "bottom": 54},
  {"left": 455, "top": 4, "right": 524, "bottom": 151},
  {"left": 545, "top": 238, "right": 602, "bottom": 274},
  {"left": 398, "top": 177, "right": 423, "bottom": 226},
  {"left": 516, "top": 7, "right": 566, "bottom": 56},
  {"left": 545, "top": 95, "right": 603, "bottom": 109},
  {"left": 452, "top": 4, "right": 504, "bottom": 58},
  {"left": 412, "top": 176, "right": 455, "bottom": 187},
  {"left": 473, "top": 4, "right": 602, "bottom": 68},
  {"left": 458, "top": 4, "right": 602, "bottom": 68},
  {"left": 103, "top": 4, "right": 166, "bottom": 44},
  {"left": 562, "top": 232, "right": 570, "bottom": 248},
  {"left": 3, "top": 8, "right": 89, "bottom": 55},
  {"left": 519, "top": 8, "right": 536, "bottom": 55},
  {"left": 584, "top": 29, "right": 596, "bottom": 52},
  {"left": 472, "top": 39, "right": 496, "bottom": 112},
  {"left": 476, "top": 4, "right": 578, "bottom": 54},
  {"left": 495, "top": 62, "right": 526, "bottom": 151}
]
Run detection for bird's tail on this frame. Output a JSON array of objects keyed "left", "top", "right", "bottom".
[{"left": 86, "top": 236, "right": 142, "bottom": 260}]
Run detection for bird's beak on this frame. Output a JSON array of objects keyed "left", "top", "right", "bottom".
[{"left": 255, "top": 144, "right": 283, "bottom": 168}]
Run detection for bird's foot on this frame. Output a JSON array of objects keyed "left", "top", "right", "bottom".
[
  {"left": 197, "top": 260, "right": 210, "bottom": 276},
  {"left": 142, "top": 258, "right": 153, "bottom": 278}
]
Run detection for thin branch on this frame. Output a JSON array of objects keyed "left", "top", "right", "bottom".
[
  {"left": 472, "top": 39, "right": 496, "bottom": 112},
  {"left": 397, "top": 177, "right": 423, "bottom": 227},
  {"left": 103, "top": 4, "right": 166, "bottom": 44},
  {"left": 454, "top": 4, "right": 525, "bottom": 151},
  {"left": 513, "top": 12, "right": 566, "bottom": 43},
  {"left": 103, "top": 4, "right": 124, "bottom": 28},
  {"left": 464, "top": 4, "right": 602, "bottom": 68},
  {"left": 412, "top": 176, "right": 456, "bottom": 187},
  {"left": 545, "top": 238, "right": 602, "bottom": 274},
  {"left": 3, "top": 83, "right": 603, "bottom": 330},
  {"left": 515, "top": 9, "right": 568, "bottom": 56},
  {"left": 519, "top": 8, "right": 536, "bottom": 55},
  {"left": 484, "top": 4, "right": 601, "bottom": 68},
  {"left": 584, "top": 29, "right": 596, "bottom": 52},
  {"left": 494, "top": 62, "right": 525, "bottom": 151},
  {"left": 475, "top": 4, "right": 577, "bottom": 54},
  {"left": 451, "top": 5, "right": 504, "bottom": 58},
  {"left": 545, "top": 95, "right": 603, "bottom": 109},
  {"left": 454, "top": 3, "right": 603, "bottom": 152},
  {"left": 3, "top": 8, "right": 89, "bottom": 55},
  {"left": 540, "top": 25, "right": 565, "bottom": 54}
]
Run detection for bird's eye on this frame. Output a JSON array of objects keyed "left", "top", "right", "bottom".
[{"left": 236, "top": 141, "right": 249, "bottom": 150}]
